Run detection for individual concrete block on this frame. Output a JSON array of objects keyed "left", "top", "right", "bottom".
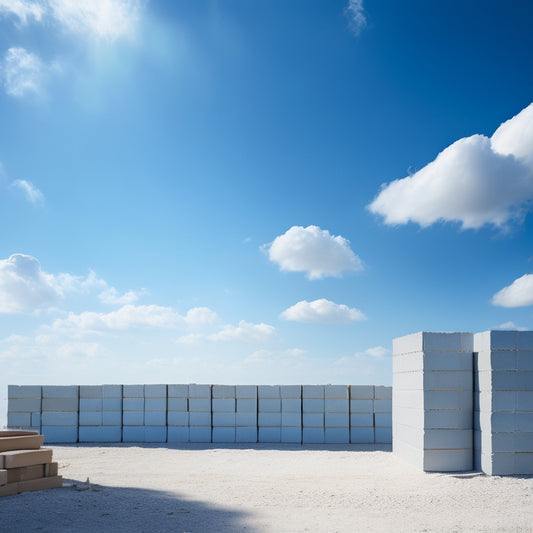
[
  {"left": 79, "top": 412, "right": 102, "bottom": 426},
  {"left": 350, "top": 413, "right": 373, "bottom": 427},
  {"left": 79, "top": 386, "right": 103, "bottom": 399},
  {"left": 42, "top": 427, "right": 78, "bottom": 443},
  {"left": 350, "top": 400, "right": 373, "bottom": 412},
  {"left": 80, "top": 399, "right": 102, "bottom": 411},
  {"left": 189, "top": 398, "right": 211, "bottom": 412},
  {"left": 237, "top": 399, "right": 256, "bottom": 412},
  {"left": 8, "top": 385, "right": 41, "bottom": 399},
  {"left": 325, "top": 399, "right": 349, "bottom": 413},
  {"left": 325, "top": 385, "right": 348, "bottom": 399},
  {"left": 236, "top": 427, "right": 257, "bottom": 443},
  {"left": 374, "top": 400, "right": 392, "bottom": 413},
  {"left": 374, "top": 427, "right": 392, "bottom": 443},
  {"left": 236, "top": 412, "right": 256, "bottom": 426},
  {"left": 281, "top": 412, "right": 301, "bottom": 427},
  {"left": 42, "top": 386, "right": 78, "bottom": 399},
  {"left": 103, "top": 398, "right": 122, "bottom": 411},
  {"left": 189, "top": 412, "right": 211, "bottom": 426},
  {"left": 235, "top": 386, "right": 257, "bottom": 399},
  {"left": 212, "top": 385, "right": 235, "bottom": 398},
  {"left": 144, "top": 384, "right": 166, "bottom": 398},
  {"left": 325, "top": 428, "right": 349, "bottom": 443},
  {"left": 188, "top": 384, "right": 211, "bottom": 398},
  {"left": 303, "top": 399, "right": 324, "bottom": 412},
  {"left": 258, "top": 427, "right": 281, "bottom": 443},
  {"left": 79, "top": 426, "right": 121, "bottom": 443},
  {"left": 280, "top": 386, "right": 301, "bottom": 399},
  {"left": 7, "top": 413, "right": 31, "bottom": 428},
  {"left": 122, "top": 411, "right": 144, "bottom": 426},
  {"left": 281, "top": 427, "right": 301, "bottom": 443},
  {"left": 259, "top": 399, "right": 281, "bottom": 412},
  {"left": 167, "top": 398, "right": 187, "bottom": 411},
  {"left": 123, "top": 385, "right": 144, "bottom": 398},
  {"left": 8, "top": 399, "right": 42, "bottom": 413},
  {"left": 212, "top": 399, "right": 235, "bottom": 412},
  {"left": 144, "top": 411, "right": 166, "bottom": 426},
  {"left": 144, "top": 426, "right": 167, "bottom": 443},
  {"left": 258, "top": 386, "right": 280, "bottom": 399},
  {"left": 325, "top": 413, "right": 349, "bottom": 427},
  {"left": 374, "top": 386, "right": 392, "bottom": 400},
  {"left": 350, "top": 427, "right": 374, "bottom": 444},
  {"left": 302, "top": 428, "right": 325, "bottom": 443},
  {"left": 258, "top": 412, "right": 281, "bottom": 426},
  {"left": 167, "top": 412, "right": 189, "bottom": 426},
  {"left": 302, "top": 385, "right": 324, "bottom": 399},
  {"left": 145, "top": 398, "right": 166, "bottom": 411},
  {"left": 350, "top": 386, "right": 374, "bottom": 399},
  {"left": 102, "top": 411, "right": 122, "bottom": 426},
  {"left": 123, "top": 398, "right": 144, "bottom": 411},
  {"left": 213, "top": 412, "right": 235, "bottom": 426},
  {"left": 167, "top": 427, "right": 189, "bottom": 443},
  {"left": 103, "top": 385, "right": 122, "bottom": 398},
  {"left": 122, "top": 426, "right": 145, "bottom": 442},
  {"left": 212, "top": 427, "right": 235, "bottom": 443},
  {"left": 282, "top": 399, "right": 301, "bottom": 412},
  {"left": 168, "top": 384, "right": 188, "bottom": 397},
  {"left": 41, "top": 412, "right": 78, "bottom": 426},
  {"left": 302, "top": 413, "right": 323, "bottom": 427},
  {"left": 41, "top": 398, "right": 78, "bottom": 412}
]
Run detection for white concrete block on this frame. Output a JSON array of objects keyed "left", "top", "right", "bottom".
[
  {"left": 350, "top": 400, "right": 373, "bottom": 412},
  {"left": 423, "top": 332, "right": 472, "bottom": 352},
  {"left": 103, "top": 411, "right": 121, "bottom": 426},
  {"left": 350, "top": 427, "right": 374, "bottom": 443},
  {"left": 79, "top": 426, "right": 121, "bottom": 443},
  {"left": 393, "top": 332, "right": 423, "bottom": 355},
  {"left": 258, "top": 412, "right": 281, "bottom": 426},
  {"left": 212, "top": 385, "right": 235, "bottom": 398},
  {"left": 302, "top": 385, "right": 324, "bottom": 399},
  {"left": 423, "top": 449, "right": 472, "bottom": 472},
  {"left": 42, "top": 426, "right": 78, "bottom": 443},
  {"left": 123, "top": 411, "right": 144, "bottom": 425},
  {"left": 212, "top": 399, "right": 235, "bottom": 412},
  {"left": 302, "top": 413, "right": 323, "bottom": 427},
  {"left": 103, "top": 398, "right": 122, "bottom": 411},
  {"left": 123, "top": 398, "right": 144, "bottom": 411},
  {"left": 424, "top": 429, "right": 472, "bottom": 450},
  {"left": 145, "top": 411, "right": 166, "bottom": 426},
  {"left": 31, "top": 413, "right": 41, "bottom": 427},
  {"left": 281, "top": 427, "right": 301, "bottom": 443},
  {"left": 350, "top": 386, "right": 374, "bottom": 399},
  {"left": 236, "top": 412, "right": 256, "bottom": 426},
  {"left": 168, "top": 427, "right": 189, "bottom": 443},
  {"left": 79, "top": 411, "right": 102, "bottom": 426},
  {"left": 325, "top": 399, "right": 349, "bottom": 413},
  {"left": 7, "top": 412, "right": 31, "bottom": 427},
  {"left": 325, "top": 428, "right": 350, "bottom": 443},
  {"left": 145, "top": 398, "right": 166, "bottom": 411},
  {"left": 236, "top": 427, "right": 257, "bottom": 443},
  {"left": 374, "top": 386, "right": 392, "bottom": 399},
  {"left": 188, "top": 384, "right": 211, "bottom": 398},
  {"left": 259, "top": 399, "right": 281, "bottom": 412},
  {"left": 258, "top": 427, "right": 281, "bottom": 443},
  {"left": 282, "top": 399, "right": 301, "bottom": 412},
  {"left": 189, "top": 412, "right": 211, "bottom": 426},
  {"left": 79, "top": 385, "right": 103, "bottom": 399},
  {"left": 122, "top": 426, "right": 145, "bottom": 442},
  {"left": 237, "top": 399, "right": 257, "bottom": 412},
  {"left": 476, "top": 350, "right": 517, "bottom": 372},
  {"left": 41, "top": 412, "right": 78, "bottom": 426},
  {"left": 258, "top": 386, "right": 280, "bottom": 399},
  {"left": 374, "top": 399, "right": 392, "bottom": 413},
  {"left": 189, "top": 427, "right": 212, "bottom": 443},
  {"left": 325, "top": 385, "right": 348, "bottom": 399},
  {"left": 103, "top": 385, "right": 122, "bottom": 398},
  {"left": 303, "top": 399, "right": 324, "bottom": 412},
  {"left": 8, "top": 385, "right": 41, "bottom": 399},
  {"left": 280, "top": 385, "right": 301, "bottom": 399},
  {"left": 424, "top": 391, "right": 473, "bottom": 411},
  {"left": 236, "top": 385, "right": 257, "bottom": 399},
  {"left": 189, "top": 398, "right": 211, "bottom": 412},
  {"left": 374, "top": 427, "right": 392, "bottom": 443},
  {"left": 123, "top": 384, "right": 144, "bottom": 398},
  {"left": 302, "top": 428, "right": 325, "bottom": 443},
  {"left": 424, "top": 371, "right": 472, "bottom": 391},
  {"left": 213, "top": 412, "right": 235, "bottom": 426},
  {"left": 144, "top": 384, "right": 166, "bottom": 398},
  {"left": 212, "top": 427, "right": 235, "bottom": 443},
  {"left": 167, "top": 411, "right": 189, "bottom": 426},
  {"left": 281, "top": 412, "right": 301, "bottom": 427},
  {"left": 167, "top": 398, "right": 187, "bottom": 411},
  {"left": 42, "top": 398, "right": 78, "bottom": 411},
  {"left": 493, "top": 371, "right": 533, "bottom": 391},
  {"left": 350, "top": 413, "right": 373, "bottom": 427},
  {"left": 168, "top": 384, "right": 188, "bottom": 397},
  {"left": 491, "top": 432, "right": 533, "bottom": 453},
  {"left": 424, "top": 409, "right": 472, "bottom": 429},
  {"left": 144, "top": 426, "right": 167, "bottom": 442},
  {"left": 325, "top": 413, "right": 349, "bottom": 427},
  {"left": 42, "top": 385, "right": 78, "bottom": 398},
  {"left": 375, "top": 413, "right": 392, "bottom": 427},
  {"left": 80, "top": 399, "right": 102, "bottom": 411},
  {"left": 8, "top": 398, "right": 42, "bottom": 412}
]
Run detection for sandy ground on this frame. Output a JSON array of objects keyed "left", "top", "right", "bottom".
[{"left": 1, "top": 443, "right": 532, "bottom": 532}]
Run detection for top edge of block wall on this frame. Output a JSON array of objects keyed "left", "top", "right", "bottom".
[
  {"left": 212, "top": 385, "right": 236, "bottom": 398},
  {"left": 144, "top": 384, "right": 167, "bottom": 397},
  {"left": 474, "top": 330, "right": 533, "bottom": 351},
  {"left": 393, "top": 332, "right": 473, "bottom": 354},
  {"left": 8, "top": 385, "right": 42, "bottom": 398},
  {"left": 42, "top": 385, "right": 79, "bottom": 398}
]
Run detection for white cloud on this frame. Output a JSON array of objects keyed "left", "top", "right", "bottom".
[
  {"left": 355, "top": 346, "right": 390, "bottom": 359},
  {"left": 3, "top": 47, "right": 44, "bottom": 96},
  {"left": 48, "top": 0, "right": 142, "bottom": 41},
  {"left": 265, "top": 225, "right": 363, "bottom": 280},
  {"left": 368, "top": 103, "right": 533, "bottom": 230},
  {"left": 11, "top": 179, "right": 45, "bottom": 204},
  {"left": 176, "top": 333, "right": 204, "bottom": 345},
  {"left": 184, "top": 307, "right": 220, "bottom": 328},
  {"left": 209, "top": 320, "right": 276, "bottom": 343},
  {"left": 497, "top": 322, "right": 527, "bottom": 331},
  {"left": 280, "top": 298, "right": 366, "bottom": 323},
  {"left": 492, "top": 273, "right": 533, "bottom": 308},
  {"left": 345, "top": 0, "right": 367, "bottom": 36},
  {"left": 0, "top": 254, "right": 61, "bottom": 313},
  {"left": 98, "top": 286, "right": 142, "bottom": 305},
  {"left": 0, "top": 0, "right": 44, "bottom": 25}
]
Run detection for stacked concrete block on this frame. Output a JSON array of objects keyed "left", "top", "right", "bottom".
[
  {"left": 79, "top": 385, "right": 122, "bottom": 443},
  {"left": 302, "top": 386, "right": 325, "bottom": 443},
  {"left": 474, "top": 330, "right": 533, "bottom": 475},
  {"left": 167, "top": 385, "right": 189, "bottom": 443},
  {"left": 258, "top": 386, "right": 281, "bottom": 443},
  {"left": 212, "top": 386, "right": 236, "bottom": 443},
  {"left": 235, "top": 386, "right": 257, "bottom": 443},
  {"left": 350, "top": 386, "right": 374, "bottom": 443},
  {"left": 144, "top": 385, "right": 167, "bottom": 443},
  {"left": 374, "top": 386, "right": 393, "bottom": 443},
  {"left": 7, "top": 386, "right": 41, "bottom": 432},
  {"left": 122, "top": 385, "right": 145, "bottom": 442},
  {"left": 325, "top": 385, "right": 350, "bottom": 443},
  {"left": 188, "top": 385, "right": 212, "bottom": 443},
  {"left": 393, "top": 332, "right": 473, "bottom": 472},
  {"left": 41, "top": 386, "right": 79, "bottom": 443},
  {"left": 281, "top": 386, "right": 302, "bottom": 443}
]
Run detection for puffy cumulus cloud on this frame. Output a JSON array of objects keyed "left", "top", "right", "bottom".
[
  {"left": 0, "top": 254, "right": 61, "bottom": 313},
  {"left": 3, "top": 47, "right": 44, "bottom": 97},
  {"left": 368, "top": 103, "right": 533, "bottom": 230},
  {"left": 355, "top": 346, "right": 390, "bottom": 359},
  {"left": 0, "top": 0, "right": 44, "bottom": 25},
  {"left": 11, "top": 179, "right": 45, "bottom": 204},
  {"left": 345, "top": 0, "right": 367, "bottom": 36},
  {"left": 208, "top": 320, "right": 276, "bottom": 343},
  {"left": 184, "top": 307, "right": 220, "bottom": 328},
  {"left": 265, "top": 225, "right": 363, "bottom": 280},
  {"left": 98, "top": 287, "right": 144, "bottom": 305},
  {"left": 280, "top": 298, "right": 366, "bottom": 323},
  {"left": 492, "top": 274, "right": 533, "bottom": 308}
]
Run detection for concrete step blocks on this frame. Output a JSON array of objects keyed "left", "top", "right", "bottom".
[
  {"left": 189, "top": 412, "right": 211, "bottom": 426},
  {"left": 79, "top": 426, "right": 121, "bottom": 442},
  {"left": 374, "top": 427, "right": 392, "bottom": 443},
  {"left": 302, "top": 413, "right": 324, "bottom": 427},
  {"left": 258, "top": 412, "right": 281, "bottom": 426},
  {"left": 8, "top": 385, "right": 41, "bottom": 399},
  {"left": 167, "top": 427, "right": 189, "bottom": 443},
  {"left": 282, "top": 399, "right": 301, "bottom": 412},
  {"left": 350, "top": 385, "right": 374, "bottom": 399},
  {"left": 350, "top": 400, "right": 373, "bottom": 412},
  {"left": 236, "top": 386, "right": 257, "bottom": 399},
  {"left": 123, "top": 411, "right": 144, "bottom": 426},
  {"left": 258, "top": 386, "right": 280, "bottom": 399},
  {"left": 258, "top": 427, "right": 281, "bottom": 443},
  {"left": 144, "top": 411, "right": 166, "bottom": 426},
  {"left": 236, "top": 427, "right": 257, "bottom": 443},
  {"left": 145, "top": 398, "right": 166, "bottom": 411},
  {"left": 303, "top": 399, "right": 324, "bottom": 412},
  {"left": 281, "top": 427, "right": 301, "bottom": 443},
  {"left": 212, "top": 385, "right": 235, "bottom": 398},
  {"left": 42, "top": 426, "right": 78, "bottom": 443},
  {"left": 79, "top": 412, "right": 102, "bottom": 426},
  {"left": 325, "top": 428, "right": 350, "bottom": 443},
  {"left": 188, "top": 385, "right": 211, "bottom": 398},
  {"left": 102, "top": 411, "right": 121, "bottom": 426},
  {"left": 350, "top": 413, "right": 373, "bottom": 427},
  {"left": 302, "top": 428, "right": 325, "bottom": 443},
  {"left": 236, "top": 412, "right": 256, "bottom": 426},
  {"left": 281, "top": 412, "right": 301, "bottom": 427},
  {"left": 325, "top": 413, "right": 349, "bottom": 427},
  {"left": 167, "top": 398, "right": 187, "bottom": 411},
  {"left": 212, "top": 427, "right": 235, "bottom": 443},
  {"left": 258, "top": 399, "right": 280, "bottom": 412},
  {"left": 212, "top": 412, "right": 235, "bottom": 426},
  {"left": 302, "top": 385, "right": 324, "bottom": 399},
  {"left": 168, "top": 384, "right": 188, "bottom": 397},
  {"left": 189, "top": 427, "right": 211, "bottom": 443},
  {"left": 167, "top": 411, "right": 189, "bottom": 426},
  {"left": 325, "top": 385, "right": 348, "bottom": 399},
  {"left": 212, "top": 399, "right": 235, "bottom": 412},
  {"left": 280, "top": 386, "right": 301, "bottom": 399},
  {"left": 374, "top": 386, "right": 392, "bottom": 400}
]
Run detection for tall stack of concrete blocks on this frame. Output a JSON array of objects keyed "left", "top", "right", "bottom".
[
  {"left": 474, "top": 330, "right": 533, "bottom": 475},
  {"left": 167, "top": 385, "right": 189, "bottom": 443},
  {"left": 325, "top": 385, "right": 349, "bottom": 444},
  {"left": 258, "top": 386, "right": 282, "bottom": 443},
  {"left": 236, "top": 386, "right": 257, "bottom": 443},
  {"left": 281, "top": 386, "right": 302, "bottom": 444},
  {"left": 393, "top": 332, "right": 474, "bottom": 472},
  {"left": 349, "top": 386, "right": 375, "bottom": 444},
  {"left": 188, "top": 385, "right": 212, "bottom": 443},
  {"left": 7, "top": 386, "right": 41, "bottom": 433},
  {"left": 79, "top": 385, "right": 122, "bottom": 443},
  {"left": 212, "top": 386, "right": 236, "bottom": 443},
  {"left": 302, "top": 385, "right": 325, "bottom": 443},
  {"left": 41, "top": 386, "right": 79, "bottom": 444}
]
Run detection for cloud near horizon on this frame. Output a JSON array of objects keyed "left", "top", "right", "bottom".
[
  {"left": 368, "top": 103, "right": 533, "bottom": 230},
  {"left": 280, "top": 298, "right": 366, "bottom": 323},
  {"left": 492, "top": 273, "right": 533, "bottom": 308},
  {"left": 265, "top": 225, "right": 363, "bottom": 280}
]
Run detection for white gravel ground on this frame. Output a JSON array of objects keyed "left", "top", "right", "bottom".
[{"left": 1, "top": 443, "right": 532, "bottom": 532}]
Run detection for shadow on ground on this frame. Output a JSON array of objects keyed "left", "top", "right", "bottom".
[{"left": 0, "top": 478, "right": 254, "bottom": 533}]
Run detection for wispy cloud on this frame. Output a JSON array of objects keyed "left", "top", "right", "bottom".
[
  {"left": 368, "top": 103, "right": 533, "bottom": 230},
  {"left": 492, "top": 273, "right": 533, "bottom": 308},
  {"left": 208, "top": 320, "right": 276, "bottom": 343},
  {"left": 11, "top": 179, "right": 45, "bottom": 204},
  {"left": 345, "top": 0, "right": 367, "bottom": 36},
  {"left": 0, "top": 0, "right": 44, "bottom": 25},
  {"left": 264, "top": 225, "right": 363, "bottom": 280},
  {"left": 280, "top": 298, "right": 366, "bottom": 323},
  {"left": 3, "top": 47, "right": 44, "bottom": 96}
]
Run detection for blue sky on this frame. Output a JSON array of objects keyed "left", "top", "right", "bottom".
[{"left": 1, "top": 0, "right": 533, "bottom": 423}]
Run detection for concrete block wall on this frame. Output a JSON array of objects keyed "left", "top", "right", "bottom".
[
  {"left": 393, "top": 332, "right": 474, "bottom": 472},
  {"left": 474, "top": 330, "right": 533, "bottom": 475},
  {"left": 7, "top": 384, "right": 392, "bottom": 445}
]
